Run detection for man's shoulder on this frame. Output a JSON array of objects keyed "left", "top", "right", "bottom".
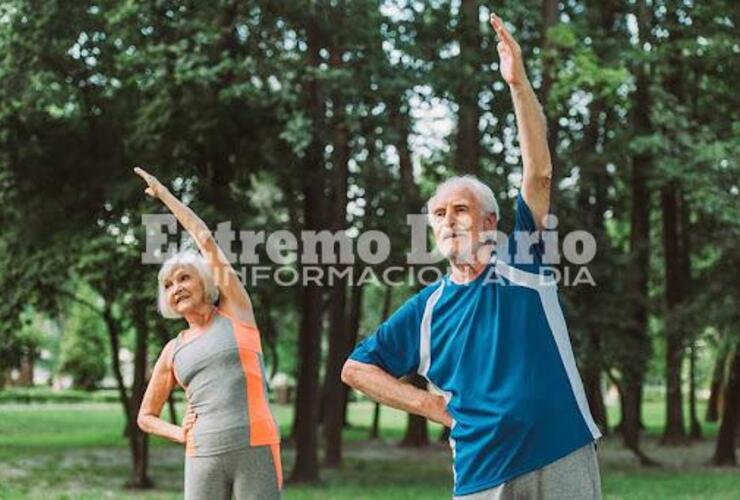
[
  {"left": 416, "top": 278, "right": 447, "bottom": 301},
  {"left": 392, "top": 279, "right": 446, "bottom": 316}
]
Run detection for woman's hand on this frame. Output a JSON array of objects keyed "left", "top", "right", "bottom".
[
  {"left": 179, "top": 404, "right": 198, "bottom": 444},
  {"left": 134, "top": 166, "right": 167, "bottom": 199}
]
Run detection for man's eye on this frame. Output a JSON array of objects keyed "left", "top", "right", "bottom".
[
  {"left": 164, "top": 283, "right": 172, "bottom": 289},
  {"left": 181, "top": 274, "right": 190, "bottom": 281}
]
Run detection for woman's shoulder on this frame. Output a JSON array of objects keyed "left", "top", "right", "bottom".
[
  {"left": 216, "top": 305, "right": 258, "bottom": 330},
  {"left": 151, "top": 337, "right": 181, "bottom": 371}
]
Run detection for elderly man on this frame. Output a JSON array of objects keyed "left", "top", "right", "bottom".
[{"left": 341, "top": 12, "right": 602, "bottom": 500}]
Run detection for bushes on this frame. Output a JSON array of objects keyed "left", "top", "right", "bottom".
[
  {"left": 57, "top": 304, "right": 108, "bottom": 391},
  {"left": 0, "top": 387, "right": 185, "bottom": 404}
]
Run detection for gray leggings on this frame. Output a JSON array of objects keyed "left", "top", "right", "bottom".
[
  {"left": 185, "top": 444, "right": 282, "bottom": 500},
  {"left": 454, "top": 442, "right": 602, "bottom": 500}
]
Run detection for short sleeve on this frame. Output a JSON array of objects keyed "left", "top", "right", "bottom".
[
  {"left": 514, "top": 192, "right": 538, "bottom": 233},
  {"left": 348, "top": 294, "right": 423, "bottom": 378},
  {"left": 503, "top": 193, "right": 544, "bottom": 272}
]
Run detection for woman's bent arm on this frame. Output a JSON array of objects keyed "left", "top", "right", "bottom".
[{"left": 137, "top": 340, "right": 186, "bottom": 443}]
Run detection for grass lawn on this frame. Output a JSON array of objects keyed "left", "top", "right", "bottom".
[{"left": 0, "top": 399, "right": 737, "bottom": 499}]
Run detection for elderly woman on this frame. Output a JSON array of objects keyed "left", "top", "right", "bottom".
[{"left": 134, "top": 167, "right": 282, "bottom": 500}]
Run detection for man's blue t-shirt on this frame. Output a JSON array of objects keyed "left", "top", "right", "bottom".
[{"left": 349, "top": 193, "right": 601, "bottom": 496}]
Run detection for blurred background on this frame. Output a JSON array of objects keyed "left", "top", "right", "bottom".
[{"left": 0, "top": 0, "right": 738, "bottom": 498}]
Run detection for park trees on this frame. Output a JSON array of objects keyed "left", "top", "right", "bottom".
[{"left": 0, "top": 0, "right": 738, "bottom": 490}]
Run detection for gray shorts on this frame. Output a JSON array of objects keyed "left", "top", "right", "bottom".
[
  {"left": 454, "top": 442, "right": 602, "bottom": 500},
  {"left": 184, "top": 444, "right": 282, "bottom": 500}
]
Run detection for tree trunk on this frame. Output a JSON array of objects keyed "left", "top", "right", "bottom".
[
  {"left": 389, "top": 49, "right": 430, "bottom": 451},
  {"left": 291, "top": 245, "right": 324, "bottom": 483},
  {"left": 58, "top": 290, "right": 152, "bottom": 484},
  {"left": 583, "top": 358, "right": 608, "bottom": 436},
  {"left": 661, "top": 182, "right": 688, "bottom": 444},
  {"left": 126, "top": 303, "right": 153, "bottom": 488},
  {"left": 341, "top": 280, "right": 365, "bottom": 428},
  {"left": 101, "top": 303, "right": 132, "bottom": 434},
  {"left": 322, "top": 78, "right": 351, "bottom": 466},
  {"left": 619, "top": 378, "right": 657, "bottom": 466},
  {"left": 126, "top": 426, "right": 151, "bottom": 489},
  {"left": 616, "top": 0, "right": 655, "bottom": 463},
  {"left": 290, "top": 16, "right": 326, "bottom": 483},
  {"left": 369, "top": 402, "right": 381, "bottom": 440},
  {"left": 575, "top": 89, "right": 607, "bottom": 438},
  {"left": 661, "top": 321, "right": 686, "bottom": 440},
  {"left": 711, "top": 348, "right": 739, "bottom": 466},
  {"left": 255, "top": 293, "right": 280, "bottom": 381},
  {"left": 576, "top": 0, "right": 615, "bottom": 437},
  {"left": 621, "top": 115, "right": 652, "bottom": 461},
  {"left": 706, "top": 346, "right": 727, "bottom": 422},
  {"left": 688, "top": 342, "right": 702, "bottom": 439},
  {"left": 660, "top": 2, "right": 695, "bottom": 446},
  {"left": 17, "top": 348, "right": 35, "bottom": 386},
  {"left": 366, "top": 285, "right": 392, "bottom": 441},
  {"left": 388, "top": 94, "right": 419, "bottom": 209},
  {"left": 167, "top": 392, "right": 178, "bottom": 425},
  {"left": 455, "top": 0, "right": 481, "bottom": 176},
  {"left": 681, "top": 195, "right": 699, "bottom": 440}
]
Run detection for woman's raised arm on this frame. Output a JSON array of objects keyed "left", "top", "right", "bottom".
[{"left": 134, "top": 167, "right": 255, "bottom": 326}]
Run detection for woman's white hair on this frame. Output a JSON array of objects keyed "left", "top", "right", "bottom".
[
  {"left": 157, "top": 249, "right": 220, "bottom": 319},
  {"left": 426, "top": 175, "right": 500, "bottom": 222}
]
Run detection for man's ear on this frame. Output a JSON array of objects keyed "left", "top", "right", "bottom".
[{"left": 483, "top": 213, "right": 497, "bottom": 231}]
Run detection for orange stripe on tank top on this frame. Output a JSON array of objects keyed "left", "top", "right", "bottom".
[{"left": 231, "top": 319, "right": 280, "bottom": 446}]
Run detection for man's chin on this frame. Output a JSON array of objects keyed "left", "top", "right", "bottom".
[
  {"left": 450, "top": 254, "right": 478, "bottom": 265},
  {"left": 437, "top": 243, "right": 457, "bottom": 259},
  {"left": 439, "top": 245, "right": 478, "bottom": 263}
]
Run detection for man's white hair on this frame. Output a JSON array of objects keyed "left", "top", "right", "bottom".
[
  {"left": 426, "top": 175, "right": 500, "bottom": 223},
  {"left": 157, "top": 249, "right": 219, "bottom": 319}
]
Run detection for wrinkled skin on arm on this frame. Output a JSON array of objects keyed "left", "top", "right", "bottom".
[{"left": 137, "top": 339, "right": 196, "bottom": 443}]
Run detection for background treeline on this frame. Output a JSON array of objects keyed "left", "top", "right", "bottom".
[{"left": 0, "top": 0, "right": 738, "bottom": 489}]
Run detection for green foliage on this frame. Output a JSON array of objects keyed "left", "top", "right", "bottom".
[
  {"left": 58, "top": 304, "right": 108, "bottom": 391},
  {"left": 0, "top": 0, "right": 738, "bottom": 481}
]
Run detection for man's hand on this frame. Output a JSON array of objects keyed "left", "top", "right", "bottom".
[
  {"left": 490, "top": 12, "right": 528, "bottom": 88},
  {"left": 134, "top": 166, "right": 167, "bottom": 199},
  {"left": 424, "top": 393, "right": 453, "bottom": 428}
]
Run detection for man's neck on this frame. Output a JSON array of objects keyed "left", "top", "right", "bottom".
[{"left": 448, "top": 258, "right": 488, "bottom": 284}]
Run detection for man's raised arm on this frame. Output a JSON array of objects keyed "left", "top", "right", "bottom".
[{"left": 490, "top": 12, "right": 552, "bottom": 227}]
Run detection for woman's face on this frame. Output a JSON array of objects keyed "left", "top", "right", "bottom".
[{"left": 163, "top": 265, "right": 207, "bottom": 316}]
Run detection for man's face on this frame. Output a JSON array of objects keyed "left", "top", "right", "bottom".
[{"left": 429, "top": 186, "right": 497, "bottom": 263}]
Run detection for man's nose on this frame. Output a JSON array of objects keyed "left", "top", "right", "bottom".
[{"left": 444, "top": 208, "right": 456, "bottom": 226}]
